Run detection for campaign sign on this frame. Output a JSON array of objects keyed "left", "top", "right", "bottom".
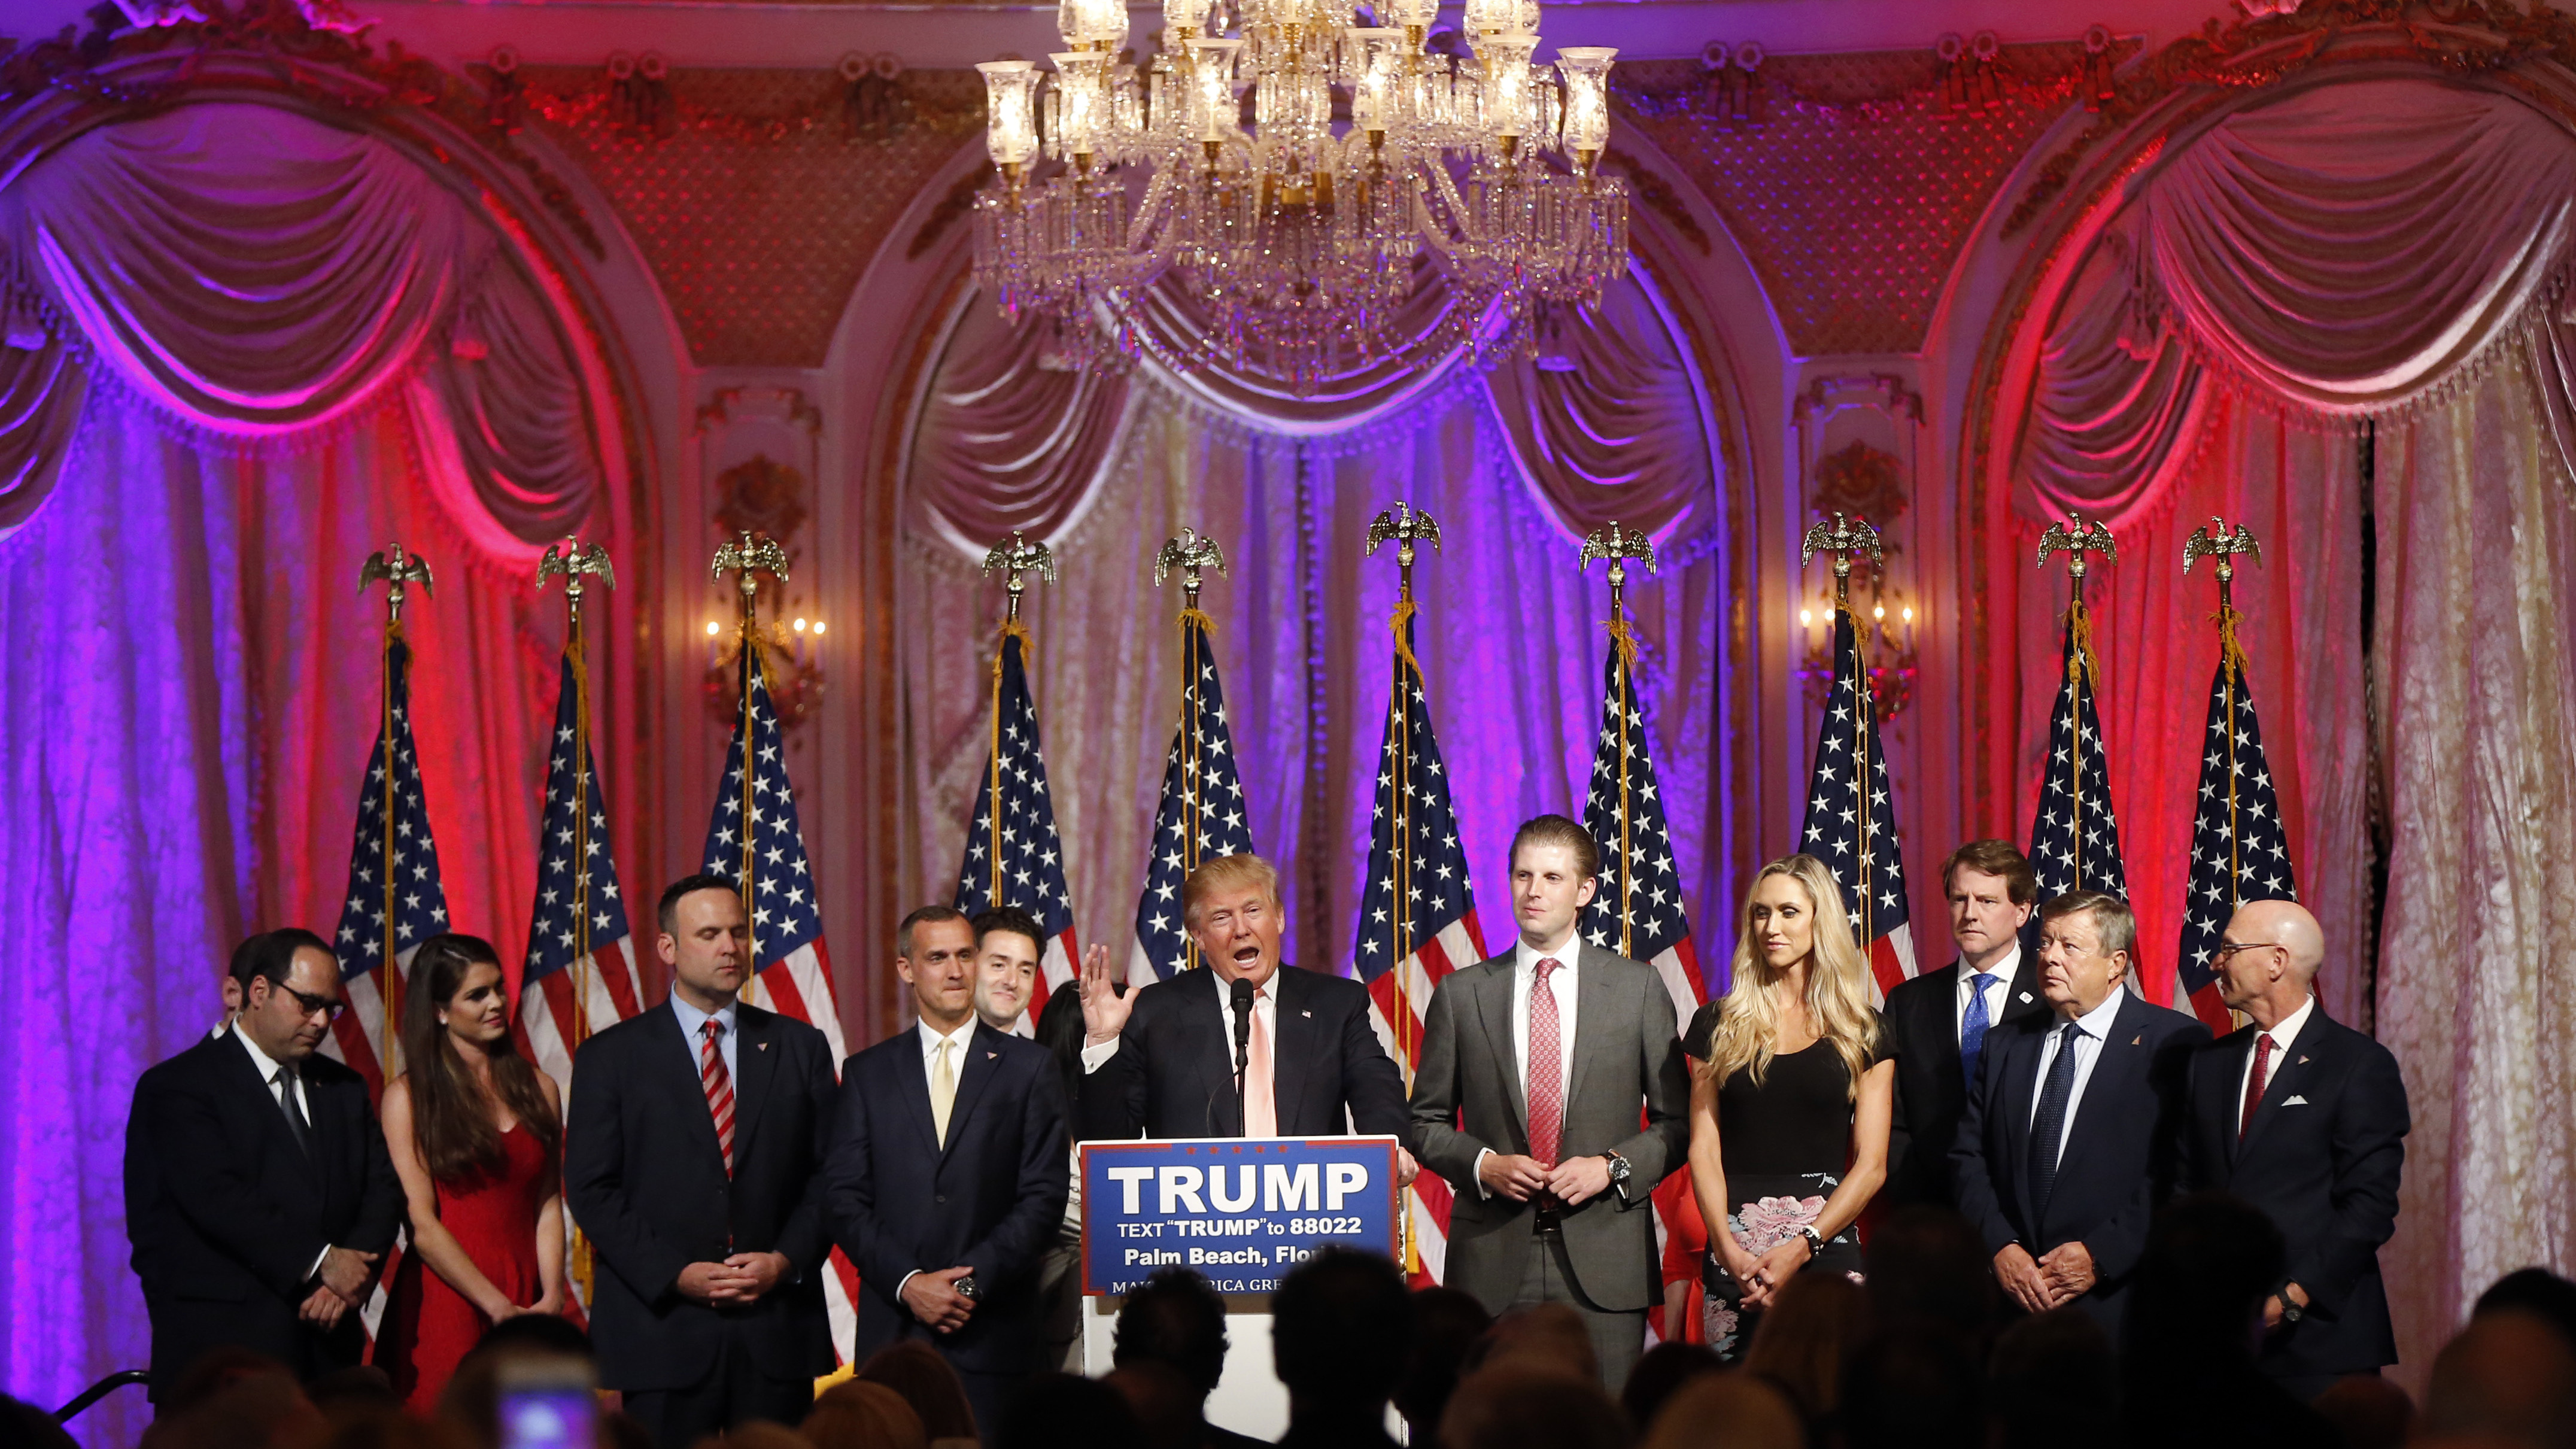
[{"left": 1079, "top": 1136, "right": 1402, "bottom": 1295}]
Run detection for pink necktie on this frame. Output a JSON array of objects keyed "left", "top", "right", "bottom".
[
  {"left": 1243, "top": 985, "right": 1277, "bottom": 1138},
  {"left": 1529, "top": 958, "right": 1564, "bottom": 1167},
  {"left": 2240, "top": 1032, "right": 2276, "bottom": 1140}
]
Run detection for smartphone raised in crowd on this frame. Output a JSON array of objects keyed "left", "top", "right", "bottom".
[{"left": 497, "top": 1354, "right": 599, "bottom": 1449}]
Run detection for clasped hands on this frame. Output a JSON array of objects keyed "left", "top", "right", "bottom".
[
  {"left": 1478, "top": 1152, "right": 1615, "bottom": 1209},
  {"left": 900, "top": 1266, "right": 977, "bottom": 1334},
  {"left": 677, "top": 1252, "right": 792, "bottom": 1307},
  {"left": 297, "top": 1244, "right": 382, "bottom": 1329},
  {"left": 1994, "top": 1241, "right": 2097, "bottom": 1313}
]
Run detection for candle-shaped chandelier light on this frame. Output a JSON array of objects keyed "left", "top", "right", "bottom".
[{"left": 972, "top": 0, "right": 1628, "bottom": 390}]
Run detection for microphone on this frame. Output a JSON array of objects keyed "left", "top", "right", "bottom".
[{"left": 1231, "top": 976, "right": 1256, "bottom": 1109}]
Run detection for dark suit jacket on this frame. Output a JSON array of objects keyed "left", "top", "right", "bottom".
[
  {"left": 1409, "top": 943, "right": 1690, "bottom": 1314},
  {"left": 828, "top": 1022, "right": 1069, "bottom": 1373},
  {"left": 1076, "top": 965, "right": 1408, "bottom": 1142},
  {"left": 2179, "top": 1006, "right": 2408, "bottom": 1377},
  {"left": 1950, "top": 989, "right": 2209, "bottom": 1339},
  {"left": 1884, "top": 961, "right": 2050, "bottom": 1207},
  {"left": 125, "top": 1031, "right": 403, "bottom": 1400},
  {"left": 566, "top": 1000, "right": 839, "bottom": 1391}
]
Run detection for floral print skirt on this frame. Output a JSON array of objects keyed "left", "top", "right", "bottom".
[{"left": 1700, "top": 1171, "right": 1864, "bottom": 1360}]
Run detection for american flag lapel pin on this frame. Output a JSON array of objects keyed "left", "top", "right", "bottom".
[
  {"left": 2130, "top": 1035, "right": 2142, "bottom": 1046},
  {"left": 986, "top": 1051, "right": 999, "bottom": 1060},
  {"left": 759, "top": 1042, "right": 769, "bottom": 1052},
  {"left": 2298, "top": 1055, "right": 2310, "bottom": 1065}
]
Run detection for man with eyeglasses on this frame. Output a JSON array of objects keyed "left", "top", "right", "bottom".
[
  {"left": 2177, "top": 899, "right": 2409, "bottom": 1400},
  {"left": 126, "top": 928, "right": 402, "bottom": 1402}
]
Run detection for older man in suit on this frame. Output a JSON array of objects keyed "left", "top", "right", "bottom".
[
  {"left": 1951, "top": 891, "right": 2209, "bottom": 1344},
  {"left": 1074, "top": 853, "right": 1410, "bottom": 1149},
  {"left": 567, "top": 876, "right": 840, "bottom": 1449},
  {"left": 1882, "top": 841, "right": 2051, "bottom": 1207},
  {"left": 2180, "top": 899, "right": 2408, "bottom": 1399},
  {"left": 830, "top": 904, "right": 1069, "bottom": 1438},
  {"left": 1409, "top": 815, "right": 1691, "bottom": 1389},
  {"left": 126, "top": 929, "right": 403, "bottom": 1401}
]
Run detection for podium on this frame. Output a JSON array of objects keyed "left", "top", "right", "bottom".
[{"left": 1074, "top": 1135, "right": 1405, "bottom": 1442}]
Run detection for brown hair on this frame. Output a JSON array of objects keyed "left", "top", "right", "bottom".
[
  {"left": 1939, "top": 840, "right": 2039, "bottom": 907},
  {"left": 1509, "top": 815, "right": 1600, "bottom": 883},
  {"left": 1181, "top": 853, "right": 1281, "bottom": 929},
  {"left": 398, "top": 934, "right": 560, "bottom": 1182},
  {"left": 856, "top": 1341, "right": 978, "bottom": 1441},
  {"left": 803, "top": 1380, "right": 926, "bottom": 1449},
  {"left": 895, "top": 905, "right": 970, "bottom": 959},
  {"left": 2039, "top": 891, "right": 2136, "bottom": 957}
]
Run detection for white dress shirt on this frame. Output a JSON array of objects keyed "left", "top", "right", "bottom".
[
  {"left": 2027, "top": 985, "right": 2129, "bottom": 1167},
  {"left": 2237, "top": 994, "right": 2315, "bottom": 1111},
  {"left": 669, "top": 992, "right": 740, "bottom": 1080},
  {"left": 1474, "top": 930, "right": 1582, "bottom": 1196},
  {"left": 233, "top": 1026, "right": 330, "bottom": 1280},
  {"left": 1955, "top": 946, "right": 2024, "bottom": 1042}
]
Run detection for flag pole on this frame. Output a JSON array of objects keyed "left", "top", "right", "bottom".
[
  {"left": 1800, "top": 514, "right": 1884, "bottom": 944},
  {"left": 2183, "top": 517, "right": 2263, "bottom": 938},
  {"left": 1366, "top": 502, "right": 1441, "bottom": 1278},
  {"left": 2036, "top": 516, "right": 2118, "bottom": 889},
  {"left": 1154, "top": 530, "right": 1228, "bottom": 974},
  {"left": 539, "top": 540, "right": 617, "bottom": 1040},
  {"left": 712, "top": 531, "right": 789, "bottom": 976},
  {"left": 1579, "top": 522, "right": 1659, "bottom": 961},
  {"left": 980, "top": 533, "right": 1059, "bottom": 911},
  {"left": 359, "top": 542, "right": 433, "bottom": 1076}
]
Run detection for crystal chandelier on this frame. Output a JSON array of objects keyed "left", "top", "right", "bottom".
[{"left": 971, "top": 0, "right": 1628, "bottom": 387}]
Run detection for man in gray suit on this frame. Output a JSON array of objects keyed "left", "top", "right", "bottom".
[{"left": 1409, "top": 815, "right": 1691, "bottom": 1389}]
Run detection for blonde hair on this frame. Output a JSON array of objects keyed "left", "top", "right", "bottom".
[
  {"left": 1182, "top": 853, "right": 1281, "bottom": 929},
  {"left": 1700, "top": 855, "right": 1881, "bottom": 1099}
]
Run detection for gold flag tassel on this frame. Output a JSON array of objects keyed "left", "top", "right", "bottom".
[{"left": 1367, "top": 502, "right": 1441, "bottom": 1279}]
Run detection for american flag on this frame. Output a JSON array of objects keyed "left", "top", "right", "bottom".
[
  {"left": 698, "top": 648, "right": 859, "bottom": 1356},
  {"left": 2175, "top": 648, "right": 2294, "bottom": 1032},
  {"left": 1797, "top": 609, "right": 1917, "bottom": 1001},
  {"left": 1579, "top": 638, "right": 1705, "bottom": 1021},
  {"left": 517, "top": 649, "right": 645, "bottom": 1096},
  {"left": 325, "top": 634, "right": 450, "bottom": 1093},
  {"left": 2027, "top": 606, "right": 2129, "bottom": 907},
  {"left": 1353, "top": 624, "right": 1486, "bottom": 1283},
  {"left": 954, "top": 629, "right": 1080, "bottom": 1025},
  {"left": 1130, "top": 612, "right": 1257, "bottom": 984}
]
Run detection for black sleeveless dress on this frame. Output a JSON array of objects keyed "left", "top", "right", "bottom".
[{"left": 1685, "top": 1001, "right": 1890, "bottom": 1359}]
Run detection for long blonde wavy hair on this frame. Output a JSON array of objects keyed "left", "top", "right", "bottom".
[{"left": 1700, "top": 854, "right": 1882, "bottom": 1099}]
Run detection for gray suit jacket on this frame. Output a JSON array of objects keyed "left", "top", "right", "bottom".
[{"left": 1409, "top": 941, "right": 1690, "bottom": 1313}]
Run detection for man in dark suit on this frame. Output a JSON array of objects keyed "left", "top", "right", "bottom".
[
  {"left": 1409, "top": 816, "right": 1691, "bottom": 1389},
  {"left": 830, "top": 904, "right": 1069, "bottom": 1437},
  {"left": 1074, "top": 853, "right": 1409, "bottom": 1149},
  {"left": 1951, "top": 891, "right": 2209, "bottom": 1344},
  {"left": 567, "top": 875, "right": 840, "bottom": 1449},
  {"left": 1883, "top": 841, "right": 2052, "bottom": 1207},
  {"left": 2180, "top": 900, "right": 2408, "bottom": 1399},
  {"left": 126, "top": 929, "right": 402, "bottom": 1401}
]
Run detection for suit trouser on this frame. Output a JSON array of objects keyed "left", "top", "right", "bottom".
[
  {"left": 1509, "top": 1228, "right": 1645, "bottom": 1393},
  {"left": 1036, "top": 1219, "right": 1085, "bottom": 1373},
  {"left": 621, "top": 1333, "right": 815, "bottom": 1449}
]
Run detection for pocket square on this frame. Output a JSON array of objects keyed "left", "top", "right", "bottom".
[
  {"left": 1301, "top": 1010, "right": 1313, "bottom": 1017},
  {"left": 2283, "top": 1095, "right": 2309, "bottom": 1106}
]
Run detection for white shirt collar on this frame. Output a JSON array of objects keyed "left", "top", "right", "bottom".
[
  {"left": 1514, "top": 929, "right": 1582, "bottom": 974},
  {"left": 916, "top": 1015, "right": 978, "bottom": 1056},
  {"left": 2062, "top": 983, "right": 2128, "bottom": 1038},
  {"left": 232, "top": 1022, "right": 291, "bottom": 1082},
  {"left": 1962, "top": 943, "right": 2021, "bottom": 989},
  {"left": 1212, "top": 967, "right": 1280, "bottom": 1004},
  {"left": 2259, "top": 994, "right": 2316, "bottom": 1052},
  {"left": 670, "top": 991, "right": 737, "bottom": 1042}
]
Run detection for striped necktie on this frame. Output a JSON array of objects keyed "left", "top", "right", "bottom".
[{"left": 700, "top": 1018, "right": 736, "bottom": 1177}]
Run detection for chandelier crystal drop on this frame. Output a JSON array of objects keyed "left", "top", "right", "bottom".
[{"left": 971, "top": 0, "right": 1629, "bottom": 388}]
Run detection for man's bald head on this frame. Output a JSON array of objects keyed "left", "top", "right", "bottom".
[{"left": 2216, "top": 899, "right": 2323, "bottom": 1026}]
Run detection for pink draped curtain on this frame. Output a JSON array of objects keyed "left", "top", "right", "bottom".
[
  {"left": 2001, "top": 74, "right": 2576, "bottom": 1386},
  {"left": 0, "top": 102, "right": 624, "bottom": 1446}
]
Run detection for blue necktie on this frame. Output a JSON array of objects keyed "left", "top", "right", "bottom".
[
  {"left": 2028, "top": 1020, "right": 2083, "bottom": 1217},
  {"left": 1960, "top": 972, "right": 1998, "bottom": 1088}
]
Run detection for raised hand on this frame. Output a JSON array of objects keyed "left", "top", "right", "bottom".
[{"left": 1077, "top": 941, "right": 1132, "bottom": 1045}]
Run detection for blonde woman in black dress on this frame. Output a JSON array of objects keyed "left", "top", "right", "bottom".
[{"left": 1685, "top": 853, "right": 1895, "bottom": 1359}]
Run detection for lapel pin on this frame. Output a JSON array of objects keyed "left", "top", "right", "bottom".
[
  {"left": 986, "top": 1051, "right": 998, "bottom": 1060},
  {"left": 759, "top": 1042, "right": 769, "bottom": 1052},
  {"left": 2130, "top": 1035, "right": 2142, "bottom": 1046},
  {"left": 2297, "top": 1056, "right": 2310, "bottom": 1065},
  {"left": 2019, "top": 992, "right": 2033, "bottom": 1003},
  {"left": 1301, "top": 1010, "right": 1313, "bottom": 1018}
]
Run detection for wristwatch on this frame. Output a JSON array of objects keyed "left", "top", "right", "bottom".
[
  {"left": 2275, "top": 1280, "right": 2303, "bottom": 1323},
  {"left": 1796, "top": 1225, "right": 1827, "bottom": 1257},
  {"left": 1602, "top": 1151, "right": 1633, "bottom": 1195}
]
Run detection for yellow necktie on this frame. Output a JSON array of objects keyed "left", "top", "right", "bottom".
[{"left": 931, "top": 1038, "right": 958, "bottom": 1147}]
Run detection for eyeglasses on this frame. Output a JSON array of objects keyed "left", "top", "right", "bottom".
[
  {"left": 268, "top": 982, "right": 347, "bottom": 1021},
  {"left": 2210, "top": 940, "right": 2278, "bottom": 962}
]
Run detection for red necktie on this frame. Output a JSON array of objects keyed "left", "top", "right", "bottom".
[
  {"left": 700, "top": 1019, "right": 737, "bottom": 1175},
  {"left": 2239, "top": 1032, "right": 2275, "bottom": 1140},
  {"left": 1528, "top": 958, "right": 1564, "bottom": 1167}
]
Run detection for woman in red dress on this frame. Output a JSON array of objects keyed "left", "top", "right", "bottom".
[{"left": 376, "top": 933, "right": 566, "bottom": 1411}]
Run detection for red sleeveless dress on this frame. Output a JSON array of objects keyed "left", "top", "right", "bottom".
[{"left": 376, "top": 1122, "right": 552, "bottom": 1412}]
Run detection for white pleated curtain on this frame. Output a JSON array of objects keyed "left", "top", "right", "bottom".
[{"left": 2011, "top": 75, "right": 2576, "bottom": 1380}]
